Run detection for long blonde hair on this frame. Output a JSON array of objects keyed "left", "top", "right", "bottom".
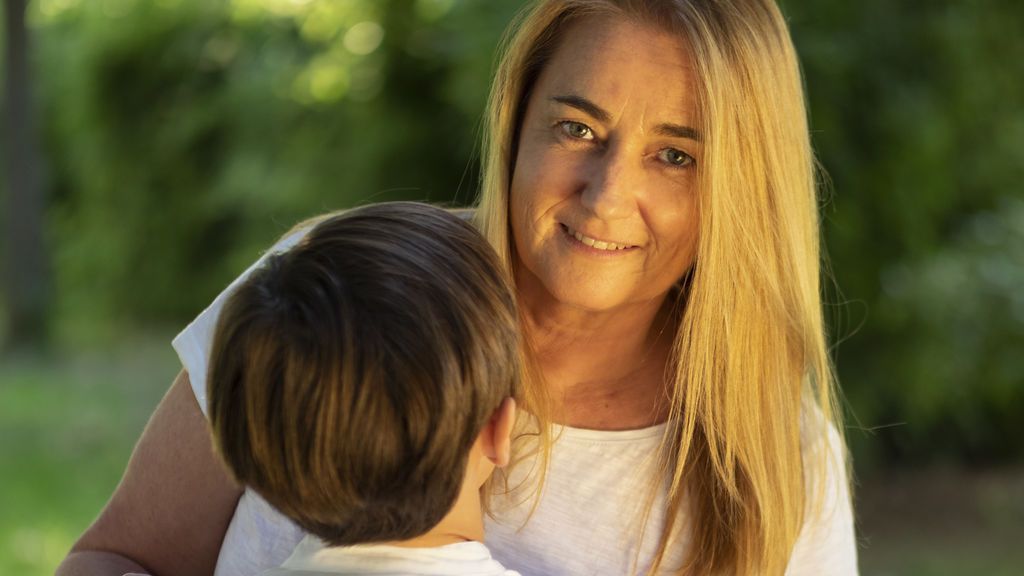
[{"left": 475, "top": 1, "right": 848, "bottom": 574}]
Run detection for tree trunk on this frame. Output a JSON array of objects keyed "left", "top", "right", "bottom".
[{"left": 3, "top": 0, "right": 49, "bottom": 351}]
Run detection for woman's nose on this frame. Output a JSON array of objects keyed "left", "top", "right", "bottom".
[{"left": 579, "top": 144, "right": 639, "bottom": 221}]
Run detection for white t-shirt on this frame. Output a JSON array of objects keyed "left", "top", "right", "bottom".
[
  {"left": 261, "top": 535, "right": 521, "bottom": 576},
  {"left": 174, "top": 227, "right": 859, "bottom": 576}
]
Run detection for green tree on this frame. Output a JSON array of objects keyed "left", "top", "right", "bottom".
[{"left": 3, "top": 0, "right": 50, "bottom": 350}]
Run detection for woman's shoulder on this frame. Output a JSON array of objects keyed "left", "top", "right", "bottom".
[
  {"left": 798, "top": 399, "right": 849, "bottom": 508},
  {"left": 171, "top": 224, "right": 314, "bottom": 415},
  {"left": 789, "top": 400, "right": 859, "bottom": 575},
  {"left": 799, "top": 398, "right": 845, "bottom": 459}
]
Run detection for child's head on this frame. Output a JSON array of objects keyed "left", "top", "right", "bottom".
[{"left": 206, "top": 202, "right": 520, "bottom": 547}]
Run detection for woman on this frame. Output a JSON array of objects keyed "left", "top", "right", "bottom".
[{"left": 59, "top": 1, "right": 856, "bottom": 575}]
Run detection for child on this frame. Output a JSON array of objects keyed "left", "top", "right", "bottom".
[{"left": 205, "top": 202, "right": 522, "bottom": 576}]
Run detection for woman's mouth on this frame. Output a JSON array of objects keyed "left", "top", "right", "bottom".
[{"left": 561, "top": 224, "right": 635, "bottom": 251}]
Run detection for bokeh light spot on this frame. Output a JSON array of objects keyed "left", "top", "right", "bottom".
[
  {"left": 309, "top": 64, "right": 350, "bottom": 103},
  {"left": 343, "top": 21, "right": 384, "bottom": 55}
]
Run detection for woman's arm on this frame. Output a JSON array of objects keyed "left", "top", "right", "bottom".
[{"left": 56, "top": 369, "right": 243, "bottom": 576}]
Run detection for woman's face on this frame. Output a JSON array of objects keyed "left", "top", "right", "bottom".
[{"left": 510, "top": 15, "right": 702, "bottom": 315}]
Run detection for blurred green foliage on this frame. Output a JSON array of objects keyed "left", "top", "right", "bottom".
[
  {"left": 788, "top": 0, "right": 1024, "bottom": 467},
  {"left": 2, "top": 0, "right": 1022, "bottom": 468},
  {"left": 32, "top": 0, "right": 520, "bottom": 335}
]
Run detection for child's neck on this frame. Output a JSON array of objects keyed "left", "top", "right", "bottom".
[{"left": 387, "top": 477, "right": 485, "bottom": 548}]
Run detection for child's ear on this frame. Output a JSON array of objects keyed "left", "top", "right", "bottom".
[{"left": 483, "top": 397, "right": 516, "bottom": 468}]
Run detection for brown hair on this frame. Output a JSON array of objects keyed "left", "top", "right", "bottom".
[{"left": 206, "top": 201, "right": 520, "bottom": 546}]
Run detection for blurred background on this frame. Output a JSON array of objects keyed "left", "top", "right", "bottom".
[{"left": 1, "top": 0, "right": 1021, "bottom": 574}]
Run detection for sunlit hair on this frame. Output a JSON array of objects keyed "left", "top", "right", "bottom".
[
  {"left": 476, "top": 1, "right": 848, "bottom": 574},
  {"left": 206, "top": 202, "right": 520, "bottom": 547}
]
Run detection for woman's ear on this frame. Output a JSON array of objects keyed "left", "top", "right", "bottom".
[{"left": 484, "top": 397, "right": 516, "bottom": 468}]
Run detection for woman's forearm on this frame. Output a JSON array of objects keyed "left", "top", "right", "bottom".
[{"left": 56, "top": 550, "right": 149, "bottom": 576}]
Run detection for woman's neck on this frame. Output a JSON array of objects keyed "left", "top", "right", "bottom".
[{"left": 521, "top": 292, "right": 677, "bottom": 430}]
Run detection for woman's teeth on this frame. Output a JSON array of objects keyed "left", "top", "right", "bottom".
[{"left": 567, "top": 227, "right": 630, "bottom": 251}]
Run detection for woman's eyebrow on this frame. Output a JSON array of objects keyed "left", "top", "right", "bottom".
[
  {"left": 655, "top": 123, "right": 701, "bottom": 142},
  {"left": 551, "top": 94, "right": 701, "bottom": 142},
  {"left": 551, "top": 95, "right": 611, "bottom": 123}
]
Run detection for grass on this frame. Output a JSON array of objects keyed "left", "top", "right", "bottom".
[
  {"left": 1, "top": 335, "right": 1022, "bottom": 576},
  {"left": 857, "top": 465, "right": 1024, "bottom": 575},
  {"left": 0, "top": 336, "right": 177, "bottom": 576}
]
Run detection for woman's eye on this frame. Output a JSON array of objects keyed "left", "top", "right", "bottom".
[
  {"left": 559, "top": 121, "right": 594, "bottom": 140},
  {"left": 658, "top": 148, "right": 694, "bottom": 168}
]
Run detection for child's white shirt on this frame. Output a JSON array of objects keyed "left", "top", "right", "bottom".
[{"left": 261, "top": 536, "right": 520, "bottom": 576}]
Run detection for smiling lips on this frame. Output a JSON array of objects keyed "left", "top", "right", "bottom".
[{"left": 563, "top": 224, "right": 636, "bottom": 251}]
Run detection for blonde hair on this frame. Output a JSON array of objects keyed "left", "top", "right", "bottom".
[{"left": 475, "top": 1, "right": 848, "bottom": 574}]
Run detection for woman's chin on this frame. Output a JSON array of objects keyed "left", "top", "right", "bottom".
[
  {"left": 532, "top": 278, "right": 649, "bottom": 316},
  {"left": 515, "top": 253, "right": 662, "bottom": 315}
]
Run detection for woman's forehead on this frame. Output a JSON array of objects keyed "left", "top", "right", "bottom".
[{"left": 536, "top": 15, "right": 698, "bottom": 122}]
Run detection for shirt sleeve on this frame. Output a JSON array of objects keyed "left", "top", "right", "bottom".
[
  {"left": 172, "top": 226, "right": 312, "bottom": 417},
  {"left": 785, "top": 423, "right": 860, "bottom": 575}
]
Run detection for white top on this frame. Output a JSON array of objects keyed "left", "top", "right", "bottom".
[
  {"left": 261, "top": 536, "right": 521, "bottom": 576},
  {"left": 174, "top": 227, "right": 859, "bottom": 576}
]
